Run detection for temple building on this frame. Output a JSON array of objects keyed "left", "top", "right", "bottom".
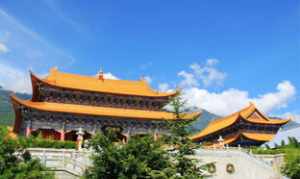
[
  {"left": 191, "top": 103, "right": 290, "bottom": 147},
  {"left": 11, "top": 67, "right": 200, "bottom": 143}
]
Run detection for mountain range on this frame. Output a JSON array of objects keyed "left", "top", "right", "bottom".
[{"left": 0, "top": 87, "right": 31, "bottom": 126}]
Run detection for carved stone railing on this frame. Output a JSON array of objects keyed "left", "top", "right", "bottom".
[
  {"left": 28, "top": 147, "right": 283, "bottom": 179},
  {"left": 28, "top": 148, "right": 92, "bottom": 177}
]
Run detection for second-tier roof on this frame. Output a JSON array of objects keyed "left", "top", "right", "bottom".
[{"left": 11, "top": 95, "right": 200, "bottom": 121}]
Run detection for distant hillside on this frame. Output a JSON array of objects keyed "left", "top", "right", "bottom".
[
  {"left": 184, "top": 106, "right": 220, "bottom": 134},
  {"left": 265, "top": 120, "right": 300, "bottom": 148},
  {"left": 0, "top": 86, "right": 31, "bottom": 126}
]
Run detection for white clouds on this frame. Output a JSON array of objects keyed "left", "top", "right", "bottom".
[
  {"left": 103, "top": 73, "right": 118, "bottom": 80},
  {"left": 0, "top": 42, "right": 8, "bottom": 53},
  {"left": 182, "top": 81, "right": 296, "bottom": 116},
  {"left": 281, "top": 113, "right": 300, "bottom": 123},
  {"left": 178, "top": 59, "right": 226, "bottom": 88},
  {"left": 162, "top": 59, "right": 297, "bottom": 116},
  {"left": 0, "top": 8, "right": 75, "bottom": 69},
  {"left": 206, "top": 58, "right": 219, "bottom": 66},
  {"left": 0, "top": 63, "right": 31, "bottom": 93},
  {"left": 0, "top": 8, "right": 76, "bottom": 93},
  {"left": 178, "top": 71, "right": 199, "bottom": 87},
  {"left": 144, "top": 76, "right": 152, "bottom": 84},
  {"left": 183, "top": 88, "right": 249, "bottom": 116},
  {"left": 190, "top": 59, "right": 226, "bottom": 87},
  {"left": 254, "top": 81, "right": 296, "bottom": 113},
  {"left": 158, "top": 83, "right": 171, "bottom": 92}
]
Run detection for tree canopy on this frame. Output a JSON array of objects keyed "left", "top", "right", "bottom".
[
  {"left": 84, "top": 95, "right": 204, "bottom": 179},
  {"left": 0, "top": 126, "right": 53, "bottom": 179}
]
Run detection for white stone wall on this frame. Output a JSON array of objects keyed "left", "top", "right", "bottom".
[
  {"left": 193, "top": 149, "right": 283, "bottom": 179},
  {"left": 28, "top": 148, "right": 284, "bottom": 179}
]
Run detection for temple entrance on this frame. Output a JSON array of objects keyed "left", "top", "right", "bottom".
[
  {"left": 65, "top": 130, "right": 92, "bottom": 142},
  {"left": 31, "top": 129, "right": 61, "bottom": 140},
  {"left": 65, "top": 131, "right": 77, "bottom": 141},
  {"left": 83, "top": 132, "right": 92, "bottom": 140}
]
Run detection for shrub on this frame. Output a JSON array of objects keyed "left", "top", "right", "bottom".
[
  {"left": 282, "top": 153, "right": 300, "bottom": 179},
  {"left": 19, "top": 136, "right": 76, "bottom": 149},
  {"left": 0, "top": 126, "right": 54, "bottom": 178}
]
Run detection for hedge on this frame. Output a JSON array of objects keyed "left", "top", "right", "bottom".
[{"left": 18, "top": 136, "right": 76, "bottom": 149}]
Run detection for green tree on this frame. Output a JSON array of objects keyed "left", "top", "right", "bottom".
[
  {"left": 165, "top": 95, "right": 203, "bottom": 179},
  {"left": 83, "top": 94, "right": 205, "bottom": 179},
  {"left": 83, "top": 132, "right": 176, "bottom": 179},
  {"left": 282, "top": 155, "right": 300, "bottom": 179},
  {"left": 0, "top": 126, "right": 53, "bottom": 179}
]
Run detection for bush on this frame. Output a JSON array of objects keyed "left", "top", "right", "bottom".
[
  {"left": 18, "top": 136, "right": 76, "bottom": 149},
  {"left": 0, "top": 126, "right": 54, "bottom": 178},
  {"left": 282, "top": 152, "right": 300, "bottom": 179},
  {"left": 251, "top": 138, "right": 300, "bottom": 179}
]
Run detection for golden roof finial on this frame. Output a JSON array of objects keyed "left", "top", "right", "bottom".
[
  {"left": 249, "top": 101, "right": 255, "bottom": 106},
  {"left": 287, "top": 115, "right": 293, "bottom": 121},
  {"left": 97, "top": 67, "right": 104, "bottom": 81},
  {"left": 49, "top": 66, "right": 58, "bottom": 74}
]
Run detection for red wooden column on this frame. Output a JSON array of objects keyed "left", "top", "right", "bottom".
[
  {"left": 25, "top": 127, "right": 31, "bottom": 137},
  {"left": 60, "top": 122, "right": 65, "bottom": 141},
  {"left": 60, "top": 130, "right": 65, "bottom": 141}
]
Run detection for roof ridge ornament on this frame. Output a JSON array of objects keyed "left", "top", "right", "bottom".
[
  {"left": 50, "top": 66, "right": 58, "bottom": 73},
  {"left": 249, "top": 101, "right": 255, "bottom": 107},
  {"left": 97, "top": 67, "right": 104, "bottom": 81}
]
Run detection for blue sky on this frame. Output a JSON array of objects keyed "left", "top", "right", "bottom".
[{"left": 0, "top": 0, "right": 299, "bottom": 117}]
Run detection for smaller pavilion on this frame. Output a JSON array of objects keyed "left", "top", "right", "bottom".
[{"left": 191, "top": 103, "right": 290, "bottom": 147}]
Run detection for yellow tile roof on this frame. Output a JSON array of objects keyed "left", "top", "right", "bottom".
[
  {"left": 204, "top": 132, "right": 275, "bottom": 147},
  {"left": 11, "top": 95, "right": 200, "bottom": 121},
  {"left": 36, "top": 67, "right": 176, "bottom": 97},
  {"left": 191, "top": 103, "right": 289, "bottom": 141},
  {"left": 242, "top": 132, "right": 275, "bottom": 142}
]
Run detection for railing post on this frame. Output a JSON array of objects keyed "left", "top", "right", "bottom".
[{"left": 43, "top": 149, "right": 46, "bottom": 166}]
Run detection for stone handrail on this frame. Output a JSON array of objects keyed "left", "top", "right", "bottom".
[{"left": 28, "top": 148, "right": 92, "bottom": 176}]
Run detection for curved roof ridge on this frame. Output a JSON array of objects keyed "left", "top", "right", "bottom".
[
  {"left": 205, "top": 132, "right": 275, "bottom": 147},
  {"left": 31, "top": 67, "right": 176, "bottom": 97},
  {"left": 241, "top": 132, "right": 275, "bottom": 142},
  {"left": 191, "top": 103, "right": 289, "bottom": 141}
]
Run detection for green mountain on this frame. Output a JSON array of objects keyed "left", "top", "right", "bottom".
[
  {"left": 184, "top": 106, "right": 220, "bottom": 134},
  {"left": 0, "top": 86, "right": 31, "bottom": 126}
]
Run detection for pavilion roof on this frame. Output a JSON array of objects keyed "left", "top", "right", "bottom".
[
  {"left": 11, "top": 95, "right": 200, "bottom": 121},
  {"left": 203, "top": 132, "right": 275, "bottom": 147},
  {"left": 191, "top": 103, "right": 290, "bottom": 141},
  {"left": 33, "top": 67, "right": 176, "bottom": 97}
]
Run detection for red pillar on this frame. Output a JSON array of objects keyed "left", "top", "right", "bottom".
[
  {"left": 25, "top": 127, "right": 31, "bottom": 137},
  {"left": 60, "top": 130, "right": 65, "bottom": 141}
]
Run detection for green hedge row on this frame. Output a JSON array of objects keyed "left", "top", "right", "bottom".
[{"left": 18, "top": 136, "right": 76, "bottom": 149}]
